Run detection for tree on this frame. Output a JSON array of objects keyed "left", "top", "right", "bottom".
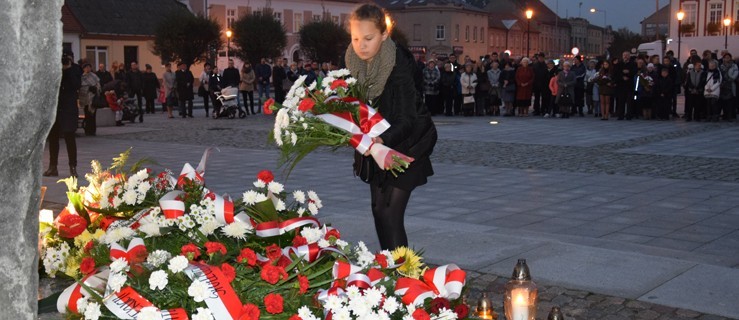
[
  {"left": 152, "top": 11, "right": 222, "bottom": 66},
  {"left": 232, "top": 12, "right": 287, "bottom": 64},
  {"left": 609, "top": 27, "right": 644, "bottom": 57},
  {"left": 298, "top": 20, "right": 350, "bottom": 64}
]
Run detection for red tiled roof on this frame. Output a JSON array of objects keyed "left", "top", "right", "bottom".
[{"left": 62, "top": 4, "right": 84, "bottom": 33}]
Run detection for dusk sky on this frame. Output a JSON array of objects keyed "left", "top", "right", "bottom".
[{"left": 538, "top": 0, "right": 670, "bottom": 32}]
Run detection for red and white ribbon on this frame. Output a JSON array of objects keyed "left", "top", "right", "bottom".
[
  {"left": 159, "top": 190, "right": 185, "bottom": 219},
  {"left": 254, "top": 217, "right": 320, "bottom": 238},
  {"left": 109, "top": 237, "right": 147, "bottom": 263},
  {"left": 184, "top": 262, "right": 242, "bottom": 320},
  {"left": 316, "top": 97, "right": 390, "bottom": 154},
  {"left": 176, "top": 148, "right": 213, "bottom": 186},
  {"left": 57, "top": 268, "right": 109, "bottom": 313},
  {"left": 317, "top": 261, "right": 386, "bottom": 303},
  {"left": 206, "top": 192, "right": 249, "bottom": 225},
  {"left": 394, "top": 264, "right": 466, "bottom": 306},
  {"left": 107, "top": 208, "right": 151, "bottom": 230},
  {"left": 103, "top": 286, "right": 188, "bottom": 319}
]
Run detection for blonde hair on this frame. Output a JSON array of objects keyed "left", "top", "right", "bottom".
[{"left": 350, "top": 3, "right": 391, "bottom": 34}]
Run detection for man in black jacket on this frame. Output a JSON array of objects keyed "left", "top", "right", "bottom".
[
  {"left": 96, "top": 63, "right": 113, "bottom": 86},
  {"left": 222, "top": 59, "right": 241, "bottom": 107},
  {"left": 272, "top": 58, "right": 287, "bottom": 103},
  {"left": 615, "top": 52, "right": 636, "bottom": 120},
  {"left": 532, "top": 53, "right": 550, "bottom": 116},
  {"left": 142, "top": 64, "right": 160, "bottom": 115},
  {"left": 175, "top": 62, "right": 194, "bottom": 118},
  {"left": 255, "top": 58, "right": 272, "bottom": 105},
  {"left": 126, "top": 61, "right": 144, "bottom": 122}
]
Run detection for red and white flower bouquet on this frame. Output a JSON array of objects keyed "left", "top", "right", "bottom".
[{"left": 266, "top": 69, "right": 414, "bottom": 177}]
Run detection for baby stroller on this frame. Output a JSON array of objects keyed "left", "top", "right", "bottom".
[
  {"left": 120, "top": 96, "right": 140, "bottom": 123},
  {"left": 213, "top": 86, "right": 246, "bottom": 119}
]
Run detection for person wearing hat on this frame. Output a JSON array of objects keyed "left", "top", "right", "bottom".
[
  {"left": 175, "top": 62, "right": 194, "bottom": 118},
  {"left": 142, "top": 64, "right": 160, "bottom": 115}
]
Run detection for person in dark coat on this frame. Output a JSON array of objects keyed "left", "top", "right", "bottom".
[
  {"left": 95, "top": 63, "right": 113, "bottom": 86},
  {"left": 515, "top": 57, "right": 534, "bottom": 116},
  {"left": 142, "top": 64, "right": 160, "bottom": 115},
  {"left": 346, "top": 4, "right": 436, "bottom": 250},
  {"left": 175, "top": 62, "right": 194, "bottom": 118},
  {"left": 532, "top": 54, "right": 549, "bottom": 115},
  {"left": 654, "top": 67, "right": 675, "bottom": 120},
  {"left": 439, "top": 62, "right": 456, "bottom": 116},
  {"left": 272, "top": 58, "right": 287, "bottom": 103},
  {"left": 44, "top": 52, "right": 80, "bottom": 178},
  {"left": 222, "top": 59, "right": 241, "bottom": 107},
  {"left": 125, "top": 61, "right": 144, "bottom": 122},
  {"left": 255, "top": 58, "right": 272, "bottom": 104},
  {"left": 684, "top": 61, "right": 707, "bottom": 121},
  {"left": 571, "top": 55, "right": 587, "bottom": 116}
]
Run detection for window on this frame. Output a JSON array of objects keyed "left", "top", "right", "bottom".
[
  {"left": 473, "top": 26, "right": 477, "bottom": 42},
  {"left": 85, "top": 46, "right": 107, "bottom": 68},
  {"left": 480, "top": 27, "right": 484, "bottom": 43},
  {"left": 413, "top": 24, "right": 422, "bottom": 41},
  {"left": 465, "top": 26, "right": 469, "bottom": 42},
  {"left": 227, "top": 9, "right": 236, "bottom": 28},
  {"left": 294, "top": 13, "right": 303, "bottom": 33},
  {"left": 313, "top": 14, "right": 321, "bottom": 21},
  {"left": 436, "top": 25, "right": 445, "bottom": 40},
  {"left": 455, "top": 24, "right": 459, "bottom": 41},
  {"left": 709, "top": 2, "right": 723, "bottom": 24},
  {"left": 273, "top": 12, "right": 282, "bottom": 23},
  {"left": 123, "top": 46, "right": 138, "bottom": 71}
]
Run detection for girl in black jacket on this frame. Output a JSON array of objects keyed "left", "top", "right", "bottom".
[{"left": 346, "top": 4, "right": 437, "bottom": 250}]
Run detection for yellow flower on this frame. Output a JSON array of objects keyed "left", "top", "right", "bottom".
[
  {"left": 63, "top": 255, "right": 80, "bottom": 278},
  {"left": 74, "top": 230, "right": 94, "bottom": 248},
  {"left": 93, "top": 229, "right": 106, "bottom": 239},
  {"left": 392, "top": 246, "right": 425, "bottom": 279}
]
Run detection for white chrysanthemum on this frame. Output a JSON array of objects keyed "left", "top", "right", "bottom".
[
  {"left": 345, "top": 285, "right": 361, "bottom": 300},
  {"left": 301, "top": 226, "right": 323, "bottom": 244},
  {"left": 136, "top": 306, "right": 163, "bottom": 320},
  {"left": 308, "top": 202, "right": 319, "bottom": 215},
  {"left": 255, "top": 192, "right": 268, "bottom": 203},
  {"left": 122, "top": 189, "right": 138, "bottom": 205},
  {"left": 321, "top": 76, "right": 336, "bottom": 89},
  {"left": 383, "top": 296, "right": 400, "bottom": 314},
  {"left": 298, "top": 305, "right": 320, "bottom": 320},
  {"left": 345, "top": 77, "right": 357, "bottom": 86},
  {"left": 307, "top": 191, "right": 322, "bottom": 207},
  {"left": 146, "top": 250, "right": 171, "bottom": 267},
  {"left": 293, "top": 75, "right": 308, "bottom": 90},
  {"left": 222, "top": 221, "right": 252, "bottom": 240},
  {"left": 107, "top": 272, "right": 127, "bottom": 293},
  {"left": 110, "top": 257, "right": 130, "bottom": 273},
  {"left": 291, "top": 132, "right": 298, "bottom": 146},
  {"left": 188, "top": 280, "right": 210, "bottom": 302},
  {"left": 302, "top": 122, "right": 309, "bottom": 130},
  {"left": 332, "top": 308, "right": 351, "bottom": 320},
  {"left": 275, "top": 199, "right": 286, "bottom": 211},
  {"left": 242, "top": 190, "right": 259, "bottom": 205},
  {"left": 139, "top": 221, "right": 161, "bottom": 238},
  {"left": 307, "top": 80, "right": 317, "bottom": 91},
  {"left": 103, "top": 227, "right": 135, "bottom": 245},
  {"left": 328, "top": 68, "right": 351, "bottom": 78},
  {"left": 325, "top": 295, "right": 345, "bottom": 312},
  {"left": 168, "top": 256, "right": 189, "bottom": 273},
  {"left": 268, "top": 181, "right": 284, "bottom": 194},
  {"left": 364, "top": 287, "right": 383, "bottom": 308},
  {"left": 199, "top": 219, "right": 221, "bottom": 236},
  {"left": 254, "top": 179, "right": 266, "bottom": 188},
  {"left": 76, "top": 297, "right": 89, "bottom": 313},
  {"left": 335, "top": 239, "right": 349, "bottom": 250},
  {"left": 134, "top": 168, "right": 149, "bottom": 181},
  {"left": 293, "top": 190, "right": 306, "bottom": 203},
  {"left": 148, "top": 270, "right": 169, "bottom": 291},
  {"left": 192, "top": 308, "right": 214, "bottom": 320},
  {"left": 273, "top": 127, "right": 283, "bottom": 146},
  {"left": 84, "top": 301, "right": 102, "bottom": 320},
  {"left": 435, "top": 308, "right": 459, "bottom": 319},
  {"left": 137, "top": 180, "right": 152, "bottom": 194},
  {"left": 355, "top": 242, "right": 375, "bottom": 268},
  {"left": 276, "top": 108, "right": 290, "bottom": 129},
  {"left": 297, "top": 207, "right": 306, "bottom": 217},
  {"left": 318, "top": 238, "right": 330, "bottom": 248}
]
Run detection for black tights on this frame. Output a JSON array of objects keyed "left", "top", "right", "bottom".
[
  {"left": 370, "top": 183, "right": 412, "bottom": 250},
  {"left": 47, "top": 122, "right": 76, "bottom": 167}
]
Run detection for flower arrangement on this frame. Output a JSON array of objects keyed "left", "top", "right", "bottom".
[
  {"left": 39, "top": 151, "right": 469, "bottom": 320},
  {"left": 638, "top": 73, "right": 654, "bottom": 93},
  {"left": 265, "top": 69, "right": 414, "bottom": 177}
]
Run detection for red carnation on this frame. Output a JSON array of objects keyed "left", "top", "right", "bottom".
[
  {"left": 454, "top": 304, "right": 470, "bottom": 319},
  {"left": 99, "top": 216, "right": 120, "bottom": 231},
  {"left": 289, "top": 315, "right": 302, "bottom": 320},
  {"left": 80, "top": 257, "right": 96, "bottom": 275},
  {"left": 181, "top": 243, "right": 201, "bottom": 260},
  {"left": 220, "top": 263, "right": 236, "bottom": 283},
  {"left": 297, "top": 274, "right": 310, "bottom": 294},
  {"left": 330, "top": 79, "right": 348, "bottom": 90},
  {"left": 324, "top": 229, "right": 341, "bottom": 241},
  {"left": 239, "top": 303, "right": 260, "bottom": 320},
  {"left": 276, "top": 256, "right": 292, "bottom": 268},
  {"left": 375, "top": 253, "right": 388, "bottom": 268},
  {"left": 265, "top": 243, "right": 282, "bottom": 261},
  {"left": 205, "top": 241, "right": 227, "bottom": 256},
  {"left": 412, "top": 309, "right": 431, "bottom": 320},
  {"left": 55, "top": 210, "right": 88, "bottom": 238},
  {"left": 257, "top": 170, "right": 274, "bottom": 183},
  {"left": 264, "top": 293, "right": 284, "bottom": 314},
  {"left": 430, "top": 298, "right": 451, "bottom": 314},
  {"left": 263, "top": 98, "right": 275, "bottom": 115},
  {"left": 260, "top": 264, "right": 288, "bottom": 284},
  {"left": 237, "top": 248, "right": 257, "bottom": 266},
  {"left": 292, "top": 235, "right": 308, "bottom": 247},
  {"left": 298, "top": 99, "right": 315, "bottom": 112},
  {"left": 83, "top": 241, "right": 95, "bottom": 254}
]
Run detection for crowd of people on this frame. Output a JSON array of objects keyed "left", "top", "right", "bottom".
[{"left": 418, "top": 49, "right": 739, "bottom": 122}]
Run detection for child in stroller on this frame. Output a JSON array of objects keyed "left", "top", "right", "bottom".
[
  {"left": 104, "top": 90, "right": 125, "bottom": 126},
  {"left": 212, "top": 86, "right": 246, "bottom": 119}
]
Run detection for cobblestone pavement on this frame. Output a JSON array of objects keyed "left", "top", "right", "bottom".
[{"left": 38, "top": 109, "right": 739, "bottom": 319}]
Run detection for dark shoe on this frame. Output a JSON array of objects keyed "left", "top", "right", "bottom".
[
  {"left": 188, "top": 115, "right": 194, "bottom": 118},
  {"left": 115, "top": 121, "right": 124, "bottom": 126},
  {"left": 43, "top": 167, "right": 58, "bottom": 177},
  {"left": 69, "top": 166, "right": 77, "bottom": 178},
  {"left": 139, "top": 117, "right": 144, "bottom": 123}
]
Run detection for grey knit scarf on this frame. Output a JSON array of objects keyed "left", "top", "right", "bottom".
[{"left": 345, "top": 38, "right": 397, "bottom": 101}]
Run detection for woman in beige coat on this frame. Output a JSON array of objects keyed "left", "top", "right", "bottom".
[{"left": 239, "top": 62, "right": 256, "bottom": 115}]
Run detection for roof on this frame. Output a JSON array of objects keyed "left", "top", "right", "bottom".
[
  {"left": 375, "top": 0, "right": 487, "bottom": 14},
  {"left": 62, "top": 4, "right": 85, "bottom": 34},
  {"left": 641, "top": 3, "right": 670, "bottom": 25},
  {"left": 64, "top": 0, "right": 190, "bottom": 36},
  {"left": 485, "top": 0, "right": 569, "bottom": 27}
]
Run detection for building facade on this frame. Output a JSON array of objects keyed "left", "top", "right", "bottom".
[
  {"left": 669, "top": 0, "right": 739, "bottom": 59},
  {"left": 641, "top": 4, "right": 670, "bottom": 39}
]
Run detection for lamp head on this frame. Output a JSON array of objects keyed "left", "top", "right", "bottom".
[
  {"left": 526, "top": 9, "right": 533, "bottom": 20},
  {"left": 677, "top": 11, "right": 685, "bottom": 21},
  {"left": 724, "top": 18, "right": 731, "bottom": 27},
  {"left": 590, "top": 8, "right": 596, "bottom": 13},
  {"left": 226, "top": 30, "right": 232, "bottom": 38}
]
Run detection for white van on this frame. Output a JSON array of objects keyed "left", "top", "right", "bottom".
[{"left": 637, "top": 40, "right": 664, "bottom": 61}]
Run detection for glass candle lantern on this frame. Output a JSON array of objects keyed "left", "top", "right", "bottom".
[
  {"left": 476, "top": 292, "right": 497, "bottom": 319},
  {"left": 504, "top": 259, "right": 538, "bottom": 320}
]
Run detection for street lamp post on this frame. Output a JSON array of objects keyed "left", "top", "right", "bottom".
[
  {"left": 677, "top": 10, "right": 684, "bottom": 64},
  {"left": 724, "top": 17, "right": 731, "bottom": 50},
  {"left": 226, "top": 29, "right": 232, "bottom": 60},
  {"left": 526, "top": 9, "right": 533, "bottom": 57},
  {"left": 590, "top": 8, "right": 607, "bottom": 55}
]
